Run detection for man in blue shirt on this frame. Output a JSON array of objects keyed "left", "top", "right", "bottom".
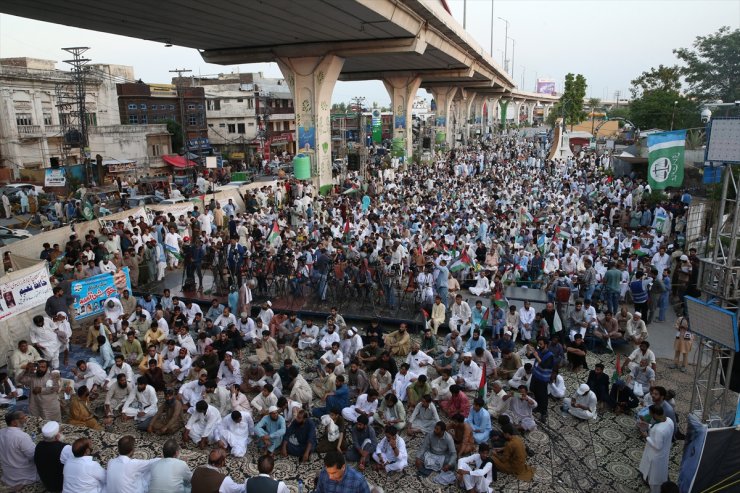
[
  {"left": 312, "top": 375, "right": 349, "bottom": 417},
  {"left": 435, "top": 260, "right": 450, "bottom": 309},
  {"left": 280, "top": 409, "right": 316, "bottom": 463},
  {"left": 316, "top": 451, "right": 370, "bottom": 493}
]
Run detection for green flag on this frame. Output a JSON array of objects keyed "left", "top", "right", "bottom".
[{"left": 647, "top": 130, "right": 685, "bottom": 190}]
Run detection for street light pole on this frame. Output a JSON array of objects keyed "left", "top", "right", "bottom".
[
  {"left": 489, "top": 0, "right": 494, "bottom": 57},
  {"left": 498, "top": 17, "right": 509, "bottom": 74},
  {"left": 463, "top": 0, "right": 467, "bottom": 29},
  {"left": 670, "top": 100, "right": 678, "bottom": 130},
  {"left": 510, "top": 38, "right": 516, "bottom": 79}
]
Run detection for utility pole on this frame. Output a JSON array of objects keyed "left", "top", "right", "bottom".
[
  {"left": 62, "top": 47, "right": 92, "bottom": 183},
  {"left": 489, "top": 0, "right": 494, "bottom": 57},
  {"left": 498, "top": 17, "right": 509, "bottom": 75},
  {"left": 510, "top": 39, "right": 516, "bottom": 81},
  {"left": 170, "top": 68, "right": 192, "bottom": 156},
  {"left": 463, "top": 0, "right": 467, "bottom": 29}
]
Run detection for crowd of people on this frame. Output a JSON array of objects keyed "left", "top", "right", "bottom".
[{"left": 0, "top": 130, "right": 693, "bottom": 493}]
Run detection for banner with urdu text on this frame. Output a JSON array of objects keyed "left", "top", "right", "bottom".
[
  {"left": 647, "top": 130, "right": 686, "bottom": 190},
  {"left": 71, "top": 267, "right": 132, "bottom": 320},
  {"left": 0, "top": 263, "right": 53, "bottom": 322}
]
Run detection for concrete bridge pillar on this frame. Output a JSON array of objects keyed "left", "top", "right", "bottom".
[
  {"left": 488, "top": 96, "right": 500, "bottom": 130},
  {"left": 430, "top": 86, "right": 458, "bottom": 148},
  {"left": 383, "top": 75, "right": 422, "bottom": 160},
  {"left": 527, "top": 102, "right": 538, "bottom": 125},
  {"left": 464, "top": 93, "right": 478, "bottom": 140},
  {"left": 277, "top": 54, "right": 344, "bottom": 189}
]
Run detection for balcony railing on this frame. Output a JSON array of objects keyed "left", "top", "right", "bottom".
[
  {"left": 44, "top": 124, "right": 63, "bottom": 134},
  {"left": 17, "top": 125, "right": 42, "bottom": 136}
]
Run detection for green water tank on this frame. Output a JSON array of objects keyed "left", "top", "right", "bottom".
[
  {"left": 435, "top": 132, "right": 446, "bottom": 144},
  {"left": 293, "top": 154, "right": 311, "bottom": 180},
  {"left": 391, "top": 138, "right": 405, "bottom": 157}
]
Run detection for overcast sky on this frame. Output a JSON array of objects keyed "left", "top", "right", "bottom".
[{"left": 1, "top": 1, "right": 738, "bottom": 105}]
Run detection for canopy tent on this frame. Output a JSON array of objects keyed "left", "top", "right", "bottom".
[{"left": 162, "top": 155, "right": 198, "bottom": 168}]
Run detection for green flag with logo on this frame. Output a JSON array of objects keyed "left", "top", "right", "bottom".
[{"left": 647, "top": 130, "right": 685, "bottom": 190}]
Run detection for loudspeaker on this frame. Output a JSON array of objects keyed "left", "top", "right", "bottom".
[
  {"left": 422, "top": 137, "right": 431, "bottom": 149},
  {"left": 50, "top": 157, "right": 60, "bottom": 168},
  {"left": 347, "top": 154, "right": 360, "bottom": 171}
]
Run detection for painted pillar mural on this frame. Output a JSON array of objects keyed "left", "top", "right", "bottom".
[
  {"left": 383, "top": 75, "right": 421, "bottom": 159},
  {"left": 278, "top": 55, "right": 344, "bottom": 189}
]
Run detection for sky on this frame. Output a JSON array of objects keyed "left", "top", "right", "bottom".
[{"left": 1, "top": 1, "right": 738, "bottom": 105}]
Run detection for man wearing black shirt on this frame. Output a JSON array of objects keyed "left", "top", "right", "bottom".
[
  {"left": 565, "top": 333, "right": 588, "bottom": 372},
  {"left": 34, "top": 421, "right": 70, "bottom": 493}
]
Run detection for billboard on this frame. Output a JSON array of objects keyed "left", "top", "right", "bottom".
[
  {"left": 71, "top": 267, "right": 132, "bottom": 320},
  {"left": 0, "top": 263, "right": 53, "bottom": 322},
  {"left": 536, "top": 79, "right": 556, "bottom": 95},
  {"left": 44, "top": 168, "right": 66, "bottom": 187}
]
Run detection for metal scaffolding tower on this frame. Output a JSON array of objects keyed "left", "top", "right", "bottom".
[
  {"left": 688, "top": 117, "right": 740, "bottom": 427},
  {"left": 60, "top": 47, "right": 92, "bottom": 182}
]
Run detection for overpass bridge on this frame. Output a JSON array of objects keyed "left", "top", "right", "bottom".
[{"left": 1, "top": 0, "right": 559, "bottom": 185}]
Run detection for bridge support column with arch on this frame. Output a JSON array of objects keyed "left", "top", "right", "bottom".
[
  {"left": 277, "top": 54, "right": 344, "bottom": 189},
  {"left": 487, "top": 96, "right": 501, "bottom": 131},
  {"left": 527, "top": 102, "right": 538, "bottom": 125},
  {"left": 382, "top": 75, "right": 422, "bottom": 160},
  {"left": 430, "top": 86, "right": 458, "bottom": 148}
]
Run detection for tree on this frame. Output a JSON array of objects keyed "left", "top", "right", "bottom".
[
  {"left": 629, "top": 65, "right": 682, "bottom": 98},
  {"left": 561, "top": 73, "right": 587, "bottom": 129},
  {"left": 629, "top": 90, "right": 699, "bottom": 130},
  {"left": 165, "top": 119, "right": 183, "bottom": 154},
  {"left": 674, "top": 26, "right": 740, "bottom": 103}
]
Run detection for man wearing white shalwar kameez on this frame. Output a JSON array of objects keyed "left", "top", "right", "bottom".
[
  {"left": 217, "top": 352, "right": 242, "bottom": 387},
  {"left": 342, "top": 392, "right": 379, "bottom": 424},
  {"left": 215, "top": 411, "right": 253, "bottom": 457},
  {"left": 639, "top": 406, "right": 675, "bottom": 493},
  {"left": 373, "top": 426, "right": 408, "bottom": 472},
  {"left": 456, "top": 354, "right": 482, "bottom": 390},
  {"left": 184, "top": 401, "right": 221, "bottom": 446},
  {"left": 457, "top": 447, "right": 495, "bottom": 493}
]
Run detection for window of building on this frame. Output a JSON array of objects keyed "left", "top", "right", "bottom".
[
  {"left": 188, "top": 115, "right": 197, "bottom": 126},
  {"left": 247, "top": 98, "right": 254, "bottom": 109},
  {"left": 237, "top": 98, "right": 243, "bottom": 103},
  {"left": 160, "top": 105, "right": 167, "bottom": 110},
  {"left": 219, "top": 123, "right": 226, "bottom": 128},
  {"left": 237, "top": 123, "right": 245, "bottom": 134},
  {"left": 207, "top": 99, "right": 221, "bottom": 111},
  {"left": 287, "top": 99, "right": 293, "bottom": 108},
  {"left": 43, "top": 113, "right": 53, "bottom": 125},
  {"left": 85, "top": 113, "right": 98, "bottom": 127},
  {"left": 140, "top": 103, "right": 147, "bottom": 110},
  {"left": 248, "top": 122, "right": 255, "bottom": 126},
  {"left": 16, "top": 113, "right": 33, "bottom": 126},
  {"left": 151, "top": 144, "right": 161, "bottom": 156},
  {"left": 140, "top": 115, "right": 148, "bottom": 124},
  {"left": 283, "top": 121, "right": 290, "bottom": 131},
  {"left": 197, "top": 104, "right": 204, "bottom": 110},
  {"left": 187, "top": 104, "right": 195, "bottom": 110},
  {"left": 128, "top": 103, "right": 137, "bottom": 110},
  {"left": 227, "top": 124, "right": 236, "bottom": 133},
  {"left": 129, "top": 115, "right": 138, "bottom": 124},
  {"left": 208, "top": 123, "right": 214, "bottom": 127},
  {"left": 169, "top": 104, "right": 175, "bottom": 110}
]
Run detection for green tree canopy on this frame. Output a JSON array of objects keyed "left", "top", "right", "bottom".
[
  {"left": 629, "top": 64, "right": 682, "bottom": 98},
  {"left": 629, "top": 90, "right": 699, "bottom": 130},
  {"left": 165, "top": 119, "right": 183, "bottom": 154},
  {"left": 674, "top": 26, "right": 740, "bottom": 103},
  {"left": 561, "top": 73, "right": 587, "bottom": 129}
]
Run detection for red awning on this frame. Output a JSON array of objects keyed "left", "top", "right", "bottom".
[{"left": 162, "top": 155, "right": 198, "bottom": 168}]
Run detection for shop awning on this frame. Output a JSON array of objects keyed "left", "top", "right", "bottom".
[{"left": 162, "top": 155, "right": 198, "bottom": 168}]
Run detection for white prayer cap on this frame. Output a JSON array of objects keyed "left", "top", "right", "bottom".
[
  {"left": 504, "top": 330, "right": 513, "bottom": 337},
  {"left": 680, "top": 255, "right": 689, "bottom": 261},
  {"left": 347, "top": 328, "right": 355, "bottom": 337},
  {"left": 634, "top": 311, "right": 642, "bottom": 318},
  {"left": 268, "top": 406, "right": 279, "bottom": 413},
  {"left": 446, "top": 347, "right": 456, "bottom": 354},
  {"left": 462, "top": 351, "right": 472, "bottom": 358},
  {"left": 577, "top": 383, "right": 590, "bottom": 395},
  {"left": 225, "top": 351, "right": 233, "bottom": 357},
  {"left": 41, "top": 421, "right": 60, "bottom": 439}
]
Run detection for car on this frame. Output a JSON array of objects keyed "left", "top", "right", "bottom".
[
  {"left": 0, "top": 225, "right": 31, "bottom": 237},
  {"left": 158, "top": 197, "right": 189, "bottom": 205},
  {"left": 1, "top": 182, "right": 45, "bottom": 194},
  {"left": 0, "top": 232, "right": 28, "bottom": 246},
  {"left": 126, "top": 195, "right": 163, "bottom": 208}
]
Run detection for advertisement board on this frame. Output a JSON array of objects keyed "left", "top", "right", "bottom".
[
  {"left": 71, "top": 267, "right": 132, "bottom": 320},
  {"left": 0, "top": 263, "right": 53, "bottom": 322},
  {"left": 536, "top": 79, "right": 557, "bottom": 95},
  {"left": 44, "top": 168, "right": 67, "bottom": 187}
]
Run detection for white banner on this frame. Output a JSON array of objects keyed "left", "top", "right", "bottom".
[
  {"left": 45, "top": 168, "right": 67, "bottom": 187},
  {"left": 0, "top": 262, "right": 53, "bottom": 322}
]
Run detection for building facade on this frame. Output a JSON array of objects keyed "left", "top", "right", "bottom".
[
  {"left": 0, "top": 57, "right": 171, "bottom": 181},
  {"left": 116, "top": 82, "right": 208, "bottom": 155},
  {"left": 173, "top": 72, "right": 296, "bottom": 163}
]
